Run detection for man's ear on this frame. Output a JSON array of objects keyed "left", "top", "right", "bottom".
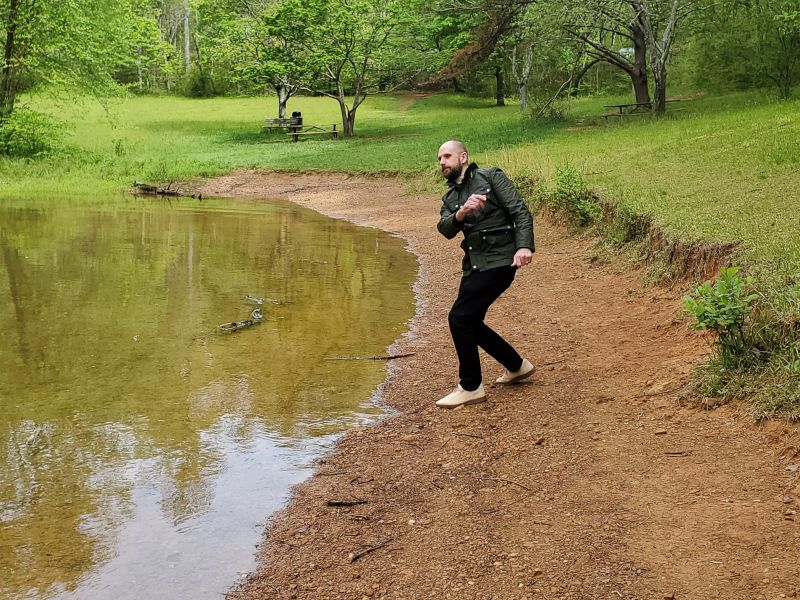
[{"left": 460, "top": 152, "right": 468, "bottom": 164}]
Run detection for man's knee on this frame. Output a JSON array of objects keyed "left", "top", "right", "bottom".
[{"left": 449, "top": 306, "right": 480, "bottom": 329}]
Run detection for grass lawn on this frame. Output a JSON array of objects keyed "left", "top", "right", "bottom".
[{"left": 3, "top": 90, "right": 799, "bottom": 273}]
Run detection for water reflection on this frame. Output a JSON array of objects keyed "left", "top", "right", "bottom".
[{"left": 0, "top": 196, "right": 416, "bottom": 599}]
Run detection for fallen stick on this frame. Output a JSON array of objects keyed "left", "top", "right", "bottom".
[
  {"left": 327, "top": 499, "right": 367, "bottom": 507},
  {"left": 324, "top": 352, "right": 416, "bottom": 361},
  {"left": 348, "top": 538, "right": 393, "bottom": 563},
  {"left": 218, "top": 308, "right": 264, "bottom": 333}
]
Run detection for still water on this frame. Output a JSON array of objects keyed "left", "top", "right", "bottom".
[{"left": 0, "top": 195, "right": 417, "bottom": 599}]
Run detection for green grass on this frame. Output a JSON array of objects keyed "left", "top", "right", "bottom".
[
  {"left": 0, "top": 93, "right": 560, "bottom": 200},
  {"left": 3, "top": 89, "right": 799, "bottom": 274},
  {"left": 494, "top": 91, "right": 800, "bottom": 269}
]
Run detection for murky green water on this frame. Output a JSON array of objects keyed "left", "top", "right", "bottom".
[{"left": 0, "top": 196, "right": 417, "bottom": 599}]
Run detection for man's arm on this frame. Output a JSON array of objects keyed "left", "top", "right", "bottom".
[
  {"left": 438, "top": 193, "right": 487, "bottom": 239},
  {"left": 437, "top": 201, "right": 463, "bottom": 239},
  {"left": 490, "top": 168, "right": 535, "bottom": 252}
]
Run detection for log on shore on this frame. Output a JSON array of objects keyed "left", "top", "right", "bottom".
[{"left": 132, "top": 181, "right": 202, "bottom": 200}]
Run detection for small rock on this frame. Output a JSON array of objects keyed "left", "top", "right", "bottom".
[
  {"left": 786, "top": 464, "right": 799, "bottom": 473},
  {"left": 783, "top": 497, "right": 794, "bottom": 504},
  {"left": 663, "top": 594, "right": 676, "bottom": 600},
  {"left": 654, "top": 429, "right": 668, "bottom": 435}
]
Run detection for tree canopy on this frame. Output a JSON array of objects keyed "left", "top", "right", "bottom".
[{"left": 2, "top": 0, "right": 798, "bottom": 136}]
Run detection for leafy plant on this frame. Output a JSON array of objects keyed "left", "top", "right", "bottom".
[
  {"left": 0, "top": 108, "right": 62, "bottom": 157},
  {"left": 684, "top": 267, "right": 760, "bottom": 367},
  {"left": 547, "top": 164, "right": 602, "bottom": 227}
]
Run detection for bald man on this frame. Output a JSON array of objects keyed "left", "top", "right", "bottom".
[{"left": 435, "top": 140, "right": 536, "bottom": 409}]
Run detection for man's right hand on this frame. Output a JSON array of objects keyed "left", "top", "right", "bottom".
[{"left": 455, "top": 194, "right": 487, "bottom": 221}]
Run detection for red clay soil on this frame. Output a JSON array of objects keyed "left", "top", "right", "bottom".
[{"left": 198, "top": 172, "right": 800, "bottom": 600}]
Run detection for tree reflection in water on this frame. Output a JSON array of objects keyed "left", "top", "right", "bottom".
[{"left": 0, "top": 196, "right": 416, "bottom": 599}]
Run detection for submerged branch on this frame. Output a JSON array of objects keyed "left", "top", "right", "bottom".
[{"left": 324, "top": 353, "right": 416, "bottom": 361}]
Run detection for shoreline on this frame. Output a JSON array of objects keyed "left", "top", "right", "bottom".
[{"left": 195, "top": 170, "right": 800, "bottom": 600}]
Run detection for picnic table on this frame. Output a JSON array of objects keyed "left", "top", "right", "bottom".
[
  {"left": 602, "top": 99, "right": 681, "bottom": 119},
  {"left": 286, "top": 124, "right": 338, "bottom": 142}
]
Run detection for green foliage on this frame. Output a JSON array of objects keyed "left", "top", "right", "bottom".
[
  {"left": 687, "top": 0, "right": 800, "bottom": 98},
  {"left": 540, "top": 164, "right": 601, "bottom": 227},
  {"left": 0, "top": 0, "right": 138, "bottom": 117},
  {"left": 0, "top": 108, "right": 62, "bottom": 157},
  {"left": 687, "top": 267, "right": 800, "bottom": 419},
  {"left": 181, "top": 65, "right": 215, "bottom": 97},
  {"left": 684, "top": 267, "right": 759, "bottom": 367}
]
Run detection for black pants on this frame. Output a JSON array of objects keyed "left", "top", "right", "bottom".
[{"left": 448, "top": 266, "right": 523, "bottom": 391}]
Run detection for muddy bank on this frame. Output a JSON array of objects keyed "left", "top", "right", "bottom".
[{"left": 197, "top": 171, "right": 800, "bottom": 600}]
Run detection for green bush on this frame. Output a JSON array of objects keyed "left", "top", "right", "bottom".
[
  {"left": 181, "top": 65, "right": 216, "bottom": 98},
  {"left": 0, "top": 108, "right": 62, "bottom": 157},
  {"left": 545, "top": 164, "right": 602, "bottom": 227},
  {"left": 684, "top": 266, "right": 759, "bottom": 368}
]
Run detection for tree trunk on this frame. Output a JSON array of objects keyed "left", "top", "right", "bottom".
[
  {"left": 1, "top": 0, "right": 19, "bottom": 119},
  {"left": 136, "top": 47, "right": 144, "bottom": 91},
  {"left": 630, "top": 22, "right": 651, "bottom": 104},
  {"left": 337, "top": 94, "right": 352, "bottom": 136},
  {"left": 495, "top": 65, "right": 505, "bottom": 106},
  {"left": 183, "top": 0, "right": 191, "bottom": 73},
  {"left": 652, "top": 65, "right": 667, "bottom": 114},
  {"left": 511, "top": 44, "right": 533, "bottom": 113},
  {"left": 277, "top": 85, "right": 289, "bottom": 118}
]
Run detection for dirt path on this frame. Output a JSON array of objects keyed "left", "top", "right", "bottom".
[{"left": 198, "top": 172, "right": 800, "bottom": 600}]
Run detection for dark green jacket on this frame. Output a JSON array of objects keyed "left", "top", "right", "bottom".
[{"left": 438, "top": 163, "right": 535, "bottom": 275}]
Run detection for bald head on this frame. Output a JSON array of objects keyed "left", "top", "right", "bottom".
[{"left": 438, "top": 140, "right": 469, "bottom": 183}]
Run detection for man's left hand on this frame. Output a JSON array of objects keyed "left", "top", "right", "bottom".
[{"left": 512, "top": 248, "right": 533, "bottom": 268}]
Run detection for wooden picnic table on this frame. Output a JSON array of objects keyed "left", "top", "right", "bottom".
[
  {"left": 602, "top": 99, "right": 681, "bottom": 118},
  {"left": 287, "top": 124, "right": 338, "bottom": 142}
]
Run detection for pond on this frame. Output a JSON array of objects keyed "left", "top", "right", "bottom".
[{"left": 0, "top": 195, "right": 417, "bottom": 599}]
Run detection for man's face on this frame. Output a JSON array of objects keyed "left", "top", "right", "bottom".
[{"left": 438, "top": 143, "right": 467, "bottom": 183}]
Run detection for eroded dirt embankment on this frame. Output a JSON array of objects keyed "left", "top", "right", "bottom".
[{"left": 197, "top": 171, "right": 800, "bottom": 600}]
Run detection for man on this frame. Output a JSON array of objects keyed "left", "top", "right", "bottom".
[{"left": 435, "top": 140, "right": 536, "bottom": 409}]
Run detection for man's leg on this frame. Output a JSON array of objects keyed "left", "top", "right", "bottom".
[{"left": 448, "top": 266, "right": 520, "bottom": 391}]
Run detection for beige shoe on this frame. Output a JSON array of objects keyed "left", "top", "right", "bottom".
[
  {"left": 496, "top": 358, "right": 535, "bottom": 384},
  {"left": 435, "top": 384, "right": 487, "bottom": 409}
]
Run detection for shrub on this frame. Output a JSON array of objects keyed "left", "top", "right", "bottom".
[
  {"left": 683, "top": 266, "right": 759, "bottom": 368},
  {"left": 0, "top": 108, "right": 62, "bottom": 158},
  {"left": 545, "top": 164, "right": 602, "bottom": 227}
]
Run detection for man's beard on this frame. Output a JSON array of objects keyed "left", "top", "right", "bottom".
[{"left": 443, "top": 163, "right": 464, "bottom": 184}]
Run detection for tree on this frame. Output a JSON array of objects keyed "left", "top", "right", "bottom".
[
  {"left": 628, "top": 0, "right": 711, "bottom": 113},
  {"left": 561, "top": 0, "right": 651, "bottom": 105},
  {"left": 510, "top": 2, "right": 568, "bottom": 111},
  {"left": 421, "top": 0, "right": 526, "bottom": 88},
  {"left": 689, "top": 0, "right": 800, "bottom": 99},
  {"left": 768, "top": 1, "right": 800, "bottom": 97},
  {"left": 273, "top": 0, "right": 401, "bottom": 136},
  {"left": 511, "top": 42, "right": 533, "bottom": 110},
  {"left": 1, "top": 0, "right": 137, "bottom": 120}
]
